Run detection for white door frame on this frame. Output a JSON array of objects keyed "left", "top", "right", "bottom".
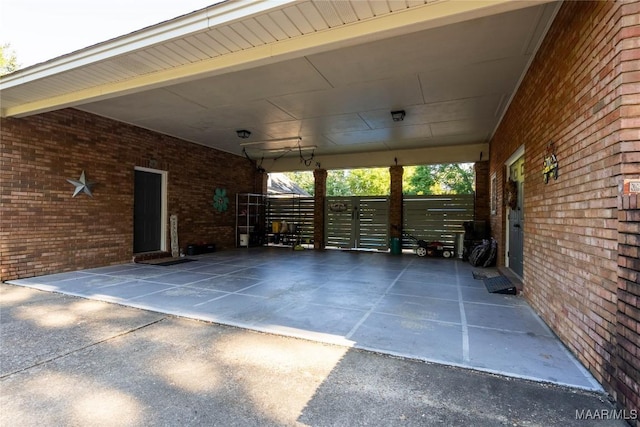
[{"left": 504, "top": 145, "right": 524, "bottom": 269}]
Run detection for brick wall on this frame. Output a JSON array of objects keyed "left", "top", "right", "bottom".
[
  {"left": 0, "top": 108, "right": 258, "bottom": 281},
  {"left": 617, "top": 193, "right": 640, "bottom": 419},
  {"left": 313, "top": 168, "right": 327, "bottom": 249},
  {"left": 473, "top": 161, "right": 490, "bottom": 223},
  {"left": 389, "top": 165, "right": 403, "bottom": 239},
  {"left": 489, "top": 0, "right": 639, "bottom": 416}
]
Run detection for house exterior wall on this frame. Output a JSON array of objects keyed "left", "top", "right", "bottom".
[
  {"left": 0, "top": 108, "right": 257, "bottom": 282},
  {"left": 489, "top": 0, "right": 639, "bottom": 417},
  {"left": 617, "top": 192, "right": 640, "bottom": 417}
]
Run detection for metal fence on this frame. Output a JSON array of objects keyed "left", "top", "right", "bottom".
[
  {"left": 264, "top": 193, "right": 474, "bottom": 252},
  {"left": 402, "top": 194, "right": 475, "bottom": 250},
  {"left": 266, "top": 195, "right": 315, "bottom": 244}
]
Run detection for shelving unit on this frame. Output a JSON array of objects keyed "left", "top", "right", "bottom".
[
  {"left": 265, "top": 194, "right": 314, "bottom": 248},
  {"left": 235, "top": 193, "right": 266, "bottom": 248}
]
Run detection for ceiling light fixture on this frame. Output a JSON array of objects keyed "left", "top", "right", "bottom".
[
  {"left": 239, "top": 136, "right": 301, "bottom": 146},
  {"left": 236, "top": 129, "right": 251, "bottom": 139},
  {"left": 391, "top": 110, "right": 406, "bottom": 122},
  {"left": 248, "top": 145, "right": 317, "bottom": 153}
]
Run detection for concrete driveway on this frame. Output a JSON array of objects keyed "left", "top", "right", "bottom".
[
  {"left": 0, "top": 283, "right": 627, "bottom": 426},
  {"left": 7, "top": 249, "right": 599, "bottom": 390}
]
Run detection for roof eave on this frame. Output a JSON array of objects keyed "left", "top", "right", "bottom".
[{"left": 0, "top": 0, "right": 295, "bottom": 89}]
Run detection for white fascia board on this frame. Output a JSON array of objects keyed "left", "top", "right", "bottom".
[
  {"left": 262, "top": 143, "right": 490, "bottom": 172},
  {"left": 0, "top": 0, "right": 296, "bottom": 89},
  {"left": 1, "top": 0, "right": 553, "bottom": 118}
]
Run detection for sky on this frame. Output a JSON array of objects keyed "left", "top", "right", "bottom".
[{"left": 1, "top": 0, "right": 218, "bottom": 69}]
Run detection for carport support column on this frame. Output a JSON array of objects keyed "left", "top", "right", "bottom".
[
  {"left": 255, "top": 168, "right": 268, "bottom": 195},
  {"left": 389, "top": 165, "right": 403, "bottom": 239},
  {"left": 313, "top": 168, "right": 328, "bottom": 250},
  {"left": 474, "top": 161, "right": 490, "bottom": 222}
]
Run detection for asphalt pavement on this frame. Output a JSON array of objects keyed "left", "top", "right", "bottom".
[{"left": 0, "top": 283, "right": 629, "bottom": 427}]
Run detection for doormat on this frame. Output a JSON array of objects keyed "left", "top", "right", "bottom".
[
  {"left": 153, "top": 258, "right": 196, "bottom": 267},
  {"left": 483, "top": 275, "right": 517, "bottom": 295},
  {"left": 473, "top": 269, "right": 501, "bottom": 280}
]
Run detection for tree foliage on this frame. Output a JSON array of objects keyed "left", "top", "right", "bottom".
[
  {"left": 326, "top": 170, "right": 351, "bottom": 196},
  {"left": 0, "top": 43, "right": 19, "bottom": 75},
  {"left": 405, "top": 164, "right": 474, "bottom": 195},
  {"left": 343, "top": 168, "right": 389, "bottom": 196},
  {"left": 282, "top": 171, "right": 315, "bottom": 196},
  {"left": 283, "top": 163, "right": 474, "bottom": 197}
]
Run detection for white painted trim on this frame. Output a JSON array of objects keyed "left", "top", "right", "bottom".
[
  {"left": 263, "top": 143, "right": 489, "bottom": 172},
  {"left": 505, "top": 145, "right": 525, "bottom": 170},
  {"left": 2, "top": 0, "right": 553, "bottom": 118},
  {"left": 504, "top": 147, "right": 525, "bottom": 272},
  {"left": 0, "top": 0, "right": 296, "bottom": 88},
  {"left": 134, "top": 166, "right": 168, "bottom": 252}
]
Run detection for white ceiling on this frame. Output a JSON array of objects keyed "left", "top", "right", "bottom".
[{"left": 0, "top": 0, "right": 559, "bottom": 171}]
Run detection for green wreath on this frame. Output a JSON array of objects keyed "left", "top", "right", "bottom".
[{"left": 213, "top": 188, "right": 229, "bottom": 212}]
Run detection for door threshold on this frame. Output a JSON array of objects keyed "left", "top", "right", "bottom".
[{"left": 133, "top": 251, "right": 171, "bottom": 263}]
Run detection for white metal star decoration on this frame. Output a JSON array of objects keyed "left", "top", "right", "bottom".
[{"left": 67, "top": 170, "right": 95, "bottom": 197}]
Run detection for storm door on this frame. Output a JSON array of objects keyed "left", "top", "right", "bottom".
[
  {"left": 134, "top": 169, "right": 164, "bottom": 253},
  {"left": 507, "top": 156, "right": 525, "bottom": 277}
]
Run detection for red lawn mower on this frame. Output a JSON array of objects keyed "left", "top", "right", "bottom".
[{"left": 404, "top": 233, "right": 453, "bottom": 258}]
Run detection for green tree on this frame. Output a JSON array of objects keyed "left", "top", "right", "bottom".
[
  {"left": 282, "top": 171, "right": 315, "bottom": 195},
  {"left": 0, "top": 43, "right": 19, "bottom": 75},
  {"left": 345, "top": 168, "right": 389, "bottom": 196},
  {"left": 326, "top": 170, "right": 351, "bottom": 196},
  {"left": 284, "top": 163, "right": 474, "bottom": 197},
  {"left": 406, "top": 165, "right": 436, "bottom": 195},
  {"left": 405, "top": 163, "right": 474, "bottom": 195},
  {"left": 402, "top": 166, "right": 416, "bottom": 194},
  {"left": 435, "top": 163, "right": 474, "bottom": 194}
]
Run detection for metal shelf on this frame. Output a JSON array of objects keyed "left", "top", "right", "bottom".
[{"left": 236, "top": 193, "right": 266, "bottom": 248}]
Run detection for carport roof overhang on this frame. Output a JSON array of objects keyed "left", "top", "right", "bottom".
[{"left": 0, "top": 0, "right": 560, "bottom": 171}]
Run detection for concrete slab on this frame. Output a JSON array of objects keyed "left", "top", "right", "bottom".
[
  {"left": 1, "top": 283, "right": 626, "bottom": 426},
  {"left": 0, "top": 284, "right": 165, "bottom": 377},
  {"left": 6, "top": 248, "right": 603, "bottom": 392}
]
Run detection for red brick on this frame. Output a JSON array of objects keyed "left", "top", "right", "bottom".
[
  {"left": 0, "top": 108, "right": 258, "bottom": 282},
  {"left": 489, "top": 0, "right": 639, "bottom": 417}
]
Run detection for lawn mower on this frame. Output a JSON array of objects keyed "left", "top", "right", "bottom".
[{"left": 404, "top": 233, "right": 453, "bottom": 258}]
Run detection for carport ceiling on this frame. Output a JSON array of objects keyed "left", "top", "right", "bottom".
[{"left": 0, "top": 0, "right": 559, "bottom": 171}]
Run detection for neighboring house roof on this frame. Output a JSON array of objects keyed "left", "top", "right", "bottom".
[{"left": 268, "top": 173, "right": 310, "bottom": 196}]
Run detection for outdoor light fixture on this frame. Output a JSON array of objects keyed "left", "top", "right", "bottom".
[
  {"left": 239, "top": 136, "right": 302, "bottom": 147},
  {"left": 258, "top": 145, "right": 317, "bottom": 153},
  {"left": 236, "top": 129, "right": 251, "bottom": 139},
  {"left": 391, "top": 110, "right": 406, "bottom": 122}
]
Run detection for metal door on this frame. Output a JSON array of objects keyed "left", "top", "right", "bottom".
[
  {"left": 508, "top": 156, "right": 525, "bottom": 277},
  {"left": 325, "top": 197, "right": 355, "bottom": 248},
  {"left": 357, "top": 197, "right": 389, "bottom": 250},
  {"left": 134, "top": 170, "right": 162, "bottom": 253}
]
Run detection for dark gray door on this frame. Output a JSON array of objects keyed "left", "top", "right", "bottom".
[
  {"left": 134, "top": 170, "right": 162, "bottom": 253},
  {"left": 508, "top": 156, "right": 524, "bottom": 277}
]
